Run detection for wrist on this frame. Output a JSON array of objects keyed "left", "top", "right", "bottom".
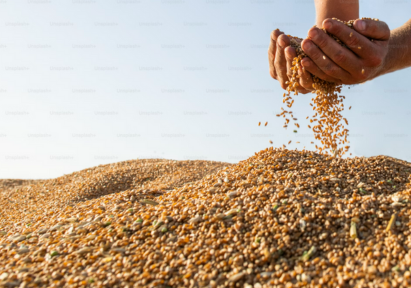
[
  {"left": 373, "top": 52, "right": 389, "bottom": 80},
  {"left": 373, "top": 21, "right": 411, "bottom": 79},
  {"left": 373, "top": 36, "right": 394, "bottom": 79}
]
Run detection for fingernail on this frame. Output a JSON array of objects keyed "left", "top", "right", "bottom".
[
  {"left": 323, "top": 20, "right": 332, "bottom": 30},
  {"left": 302, "top": 40, "right": 313, "bottom": 51},
  {"left": 284, "top": 47, "right": 292, "bottom": 59},
  {"left": 301, "top": 58, "right": 309, "bottom": 67},
  {"left": 356, "top": 20, "right": 366, "bottom": 31},
  {"left": 278, "top": 37, "right": 286, "bottom": 48},
  {"left": 308, "top": 28, "right": 319, "bottom": 40}
]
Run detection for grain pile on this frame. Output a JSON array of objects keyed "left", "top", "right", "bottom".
[
  {"left": 0, "top": 159, "right": 229, "bottom": 234},
  {"left": 1, "top": 148, "right": 411, "bottom": 287},
  {"left": 0, "top": 180, "right": 43, "bottom": 195},
  {"left": 279, "top": 18, "right": 379, "bottom": 157}
]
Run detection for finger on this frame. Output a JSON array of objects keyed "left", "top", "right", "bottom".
[
  {"left": 300, "top": 57, "right": 342, "bottom": 84},
  {"left": 285, "top": 46, "right": 310, "bottom": 94},
  {"left": 321, "top": 19, "right": 379, "bottom": 59},
  {"left": 353, "top": 19, "right": 390, "bottom": 41},
  {"left": 301, "top": 39, "right": 351, "bottom": 82},
  {"left": 307, "top": 26, "right": 361, "bottom": 74},
  {"left": 274, "top": 34, "right": 290, "bottom": 89},
  {"left": 268, "top": 29, "right": 283, "bottom": 79},
  {"left": 284, "top": 46, "right": 297, "bottom": 80},
  {"left": 298, "top": 65, "right": 314, "bottom": 92},
  {"left": 271, "top": 29, "right": 283, "bottom": 41}
]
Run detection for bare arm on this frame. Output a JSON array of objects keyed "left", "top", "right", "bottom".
[
  {"left": 314, "top": 0, "right": 359, "bottom": 27},
  {"left": 302, "top": 15, "right": 411, "bottom": 85},
  {"left": 307, "top": 1, "right": 411, "bottom": 83},
  {"left": 376, "top": 19, "right": 411, "bottom": 77}
]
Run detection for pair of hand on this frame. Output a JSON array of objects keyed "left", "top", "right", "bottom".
[{"left": 268, "top": 19, "right": 390, "bottom": 93}]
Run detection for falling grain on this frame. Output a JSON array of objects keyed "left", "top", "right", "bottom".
[{"left": 281, "top": 17, "right": 379, "bottom": 157}]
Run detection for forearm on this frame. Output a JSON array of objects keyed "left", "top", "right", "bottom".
[
  {"left": 377, "top": 19, "right": 411, "bottom": 77},
  {"left": 314, "top": 0, "right": 359, "bottom": 27}
]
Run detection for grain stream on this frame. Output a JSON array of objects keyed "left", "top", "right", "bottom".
[{"left": 278, "top": 17, "right": 379, "bottom": 157}]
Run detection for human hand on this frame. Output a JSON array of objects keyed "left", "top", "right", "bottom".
[
  {"left": 301, "top": 18, "right": 390, "bottom": 85},
  {"left": 268, "top": 30, "right": 315, "bottom": 94}
]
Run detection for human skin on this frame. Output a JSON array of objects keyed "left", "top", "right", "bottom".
[
  {"left": 301, "top": 18, "right": 390, "bottom": 85},
  {"left": 366, "top": 19, "right": 411, "bottom": 78},
  {"left": 268, "top": 0, "right": 359, "bottom": 93},
  {"left": 269, "top": 0, "right": 411, "bottom": 92}
]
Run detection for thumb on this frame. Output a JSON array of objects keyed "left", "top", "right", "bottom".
[{"left": 353, "top": 19, "right": 390, "bottom": 41}]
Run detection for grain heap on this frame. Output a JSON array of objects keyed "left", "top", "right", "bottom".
[
  {"left": 1, "top": 148, "right": 411, "bottom": 287},
  {"left": 0, "top": 180, "right": 43, "bottom": 195},
  {"left": 0, "top": 159, "right": 229, "bottom": 236},
  {"left": 279, "top": 18, "right": 379, "bottom": 157}
]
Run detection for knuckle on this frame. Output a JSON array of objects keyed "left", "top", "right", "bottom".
[
  {"left": 325, "top": 68, "right": 342, "bottom": 80},
  {"left": 274, "top": 59, "right": 281, "bottom": 70},
  {"left": 368, "top": 55, "right": 382, "bottom": 67},
  {"left": 322, "top": 64, "right": 336, "bottom": 75},
  {"left": 286, "top": 68, "right": 292, "bottom": 78},
  {"left": 316, "top": 35, "right": 329, "bottom": 49},
  {"left": 333, "top": 50, "right": 347, "bottom": 64},
  {"left": 346, "top": 36, "right": 360, "bottom": 49},
  {"left": 309, "top": 49, "right": 322, "bottom": 61},
  {"left": 268, "top": 49, "right": 274, "bottom": 59}
]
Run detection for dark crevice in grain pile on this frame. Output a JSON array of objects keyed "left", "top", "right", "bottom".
[{"left": 278, "top": 17, "right": 379, "bottom": 157}]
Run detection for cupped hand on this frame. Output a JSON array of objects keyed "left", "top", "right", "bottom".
[
  {"left": 268, "top": 30, "right": 314, "bottom": 94},
  {"left": 301, "top": 18, "right": 390, "bottom": 85}
]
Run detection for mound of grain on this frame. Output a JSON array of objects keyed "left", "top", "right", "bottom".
[
  {"left": 0, "top": 159, "right": 230, "bottom": 234},
  {"left": 0, "top": 180, "right": 44, "bottom": 194},
  {"left": 1, "top": 149, "right": 411, "bottom": 288}
]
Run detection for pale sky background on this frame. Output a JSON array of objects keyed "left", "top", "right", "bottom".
[{"left": 0, "top": 0, "right": 410, "bottom": 179}]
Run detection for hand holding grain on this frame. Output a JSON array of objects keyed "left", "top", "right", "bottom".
[
  {"left": 301, "top": 18, "right": 390, "bottom": 85},
  {"left": 268, "top": 29, "right": 313, "bottom": 94}
]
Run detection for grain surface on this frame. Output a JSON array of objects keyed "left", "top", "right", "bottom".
[{"left": 1, "top": 150, "right": 411, "bottom": 288}]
